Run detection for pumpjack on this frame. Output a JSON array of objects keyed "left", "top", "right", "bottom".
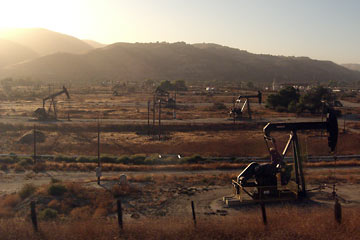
[
  {"left": 227, "top": 110, "right": 338, "bottom": 205},
  {"left": 230, "top": 91, "right": 262, "bottom": 119},
  {"left": 34, "top": 86, "right": 70, "bottom": 120}
]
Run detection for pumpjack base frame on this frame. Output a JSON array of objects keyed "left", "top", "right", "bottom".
[{"left": 224, "top": 179, "right": 298, "bottom": 207}]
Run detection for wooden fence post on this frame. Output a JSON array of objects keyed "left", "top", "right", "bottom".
[
  {"left": 260, "top": 202, "right": 267, "bottom": 225},
  {"left": 117, "top": 199, "right": 123, "bottom": 230},
  {"left": 30, "top": 201, "right": 38, "bottom": 232},
  {"left": 33, "top": 125, "right": 37, "bottom": 165},
  {"left": 191, "top": 201, "right": 196, "bottom": 227},
  {"left": 334, "top": 198, "right": 342, "bottom": 224}
]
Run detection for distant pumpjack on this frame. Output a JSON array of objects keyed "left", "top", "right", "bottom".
[
  {"left": 230, "top": 91, "right": 262, "bottom": 119},
  {"left": 34, "top": 86, "right": 70, "bottom": 121}
]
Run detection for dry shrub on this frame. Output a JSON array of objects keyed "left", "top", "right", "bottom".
[
  {"left": 92, "top": 208, "right": 107, "bottom": 219},
  {"left": 47, "top": 199, "right": 61, "bottom": 210},
  {"left": 32, "top": 162, "right": 46, "bottom": 172},
  {"left": 0, "top": 194, "right": 21, "bottom": 208},
  {"left": 112, "top": 184, "right": 140, "bottom": 198},
  {"left": 70, "top": 206, "right": 92, "bottom": 220},
  {"left": 64, "top": 182, "right": 86, "bottom": 197},
  {"left": 18, "top": 183, "right": 37, "bottom": 199},
  {"left": 48, "top": 184, "right": 67, "bottom": 196},
  {"left": 39, "top": 208, "right": 58, "bottom": 221},
  {"left": 0, "top": 208, "right": 14, "bottom": 218},
  {"left": 13, "top": 164, "right": 25, "bottom": 172},
  {"left": 0, "top": 164, "right": 8, "bottom": 171},
  {"left": 129, "top": 174, "right": 154, "bottom": 183}
]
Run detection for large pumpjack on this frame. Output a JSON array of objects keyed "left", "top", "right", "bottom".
[
  {"left": 230, "top": 91, "right": 262, "bottom": 120},
  {"left": 226, "top": 110, "right": 338, "bottom": 205}
]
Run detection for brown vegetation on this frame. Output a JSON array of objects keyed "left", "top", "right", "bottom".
[{"left": 0, "top": 206, "right": 359, "bottom": 239}]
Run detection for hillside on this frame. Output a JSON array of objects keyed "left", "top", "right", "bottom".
[
  {"left": 0, "top": 39, "right": 39, "bottom": 68},
  {"left": 2, "top": 41, "right": 360, "bottom": 85},
  {"left": 342, "top": 63, "right": 360, "bottom": 72},
  {"left": 0, "top": 28, "right": 93, "bottom": 56},
  {"left": 83, "top": 39, "right": 106, "bottom": 48}
]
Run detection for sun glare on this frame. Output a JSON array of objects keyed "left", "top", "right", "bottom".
[{"left": 0, "top": 0, "right": 83, "bottom": 36}]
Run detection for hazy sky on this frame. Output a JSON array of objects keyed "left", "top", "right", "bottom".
[{"left": 1, "top": 0, "right": 359, "bottom": 64}]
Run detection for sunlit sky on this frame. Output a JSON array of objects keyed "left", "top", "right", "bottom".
[{"left": 1, "top": 0, "right": 360, "bottom": 64}]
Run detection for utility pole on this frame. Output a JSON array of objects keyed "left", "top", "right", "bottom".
[
  {"left": 173, "top": 90, "right": 177, "bottom": 119},
  {"left": 97, "top": 119, "right": 101, "bottom": 185},
  {"left": 233, "top": 96, "right": 236, "bottom": 125},
  {"left": 147, "top": 100, "right": 150, "bottom": 136},
  {"left": 158, "top": 99, "right": 161, "bottom": 140},
  {"left": 153, "top": 94, "right": 156, "bottom": 127},
  {"left": 33, "top": 125, "right": 37, "bottom": 165}
]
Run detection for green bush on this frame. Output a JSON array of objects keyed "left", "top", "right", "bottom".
[
  {"left": 211, "top": 102, "right": 227, "bottom": 110},
  {"left": 18, "top": 158, "right": 33, "bottom": 167},
  {"left": 0, "top": 157, "right": 17, "bottom": 164},
  {"left": 50, "top": 178, "right": 61, "bottom": 184},
  {"left": 48, "top": 184, "right": 67, "bottom": 196},
  {"left": 183, "top": 155, "right": 205, "bottom": 164},
  {"left": 0, "top": 164, "right": 8, "bottom": 171},
  {"left": 19, "top": 183, "right": 37, "bottom": 199},
  {"left": 54, "top": 155, "right": 76, "bottom": 163},
  {"left": 14, "top": 164, "right": 25, "bottom": 172},
  {"left": 130, "top": 154, "right": 146, "bottom": 165},
  {"left": 117, "top": 155, "right": 130, "bottom": 164},
  {"left": 75, "top": 156, "right": 97, "bottom": 163},
  {"left": 76, "top": 156, "right": 91, "bottom": 163},
  {"left": 100, "top": 155, "right": 117, "bottom": 163},
  {"left": 39, "top": 208, "right": 58, "bottom": 220}
]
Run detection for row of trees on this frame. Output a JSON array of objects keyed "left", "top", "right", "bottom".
[
  {"left": 157, "top": 80, "right": 188, "bottom": 91},
  {"left": 266, "top": 86, "right": 336, "bottom": 113}
]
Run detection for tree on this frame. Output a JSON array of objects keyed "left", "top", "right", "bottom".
[
  {"left": 246, "top": 81, "right": 255, "bottom": 89},
  {"left": 144, "top": 79, "right": 155, "bottom": 90},
  {"left": 299, "top": 86, "right": 335, "bottom": 113},
  {"left": 174, "top": 80, "right": 187, "bottom": 91},
  {"left": 266, "top": 87, "right": 300, "bottom": 112},
  {"left": 157, "top": 80, "right": 188, "bottom": 92},
  {"left": 158, "top": 80, "right": 174, "bottom": 91}
]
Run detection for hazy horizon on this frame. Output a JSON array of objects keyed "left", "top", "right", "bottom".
[{"left": 1, "top": 0, "right": 360, "bottom": 64}]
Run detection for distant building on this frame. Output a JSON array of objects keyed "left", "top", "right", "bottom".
[{"left": 279, "top": 83, "right": 311, "bottom": 90}]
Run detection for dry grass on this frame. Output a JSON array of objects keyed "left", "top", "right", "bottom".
[
  {"left": 305, "top": 168, "right": 360, "bottom": 184},
  {"left": 0, "top": 206, "right": 359, "bottom": 240},
  {"left": 3, "top": 158, "right": 360, "bottom": 174}
]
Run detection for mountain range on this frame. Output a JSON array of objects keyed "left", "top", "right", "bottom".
[{"left": 1, "top": 28, "right": 360, "bottom": 86}]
